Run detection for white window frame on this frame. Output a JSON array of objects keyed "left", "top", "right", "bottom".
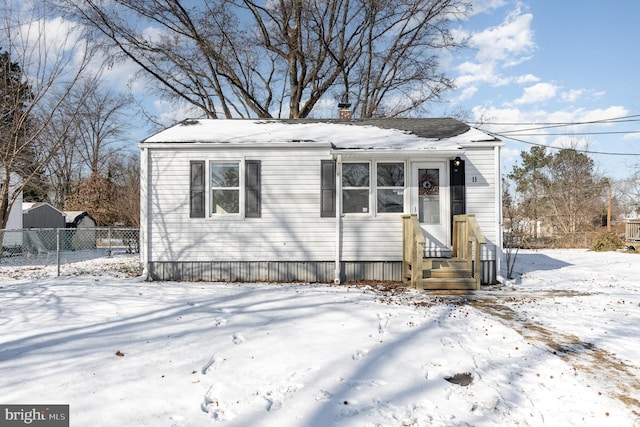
[
  {"left": 209, "top": 159, "right": 244, "bottom": 218},
  {"left": 375, "top": 161, "right": 406, "bottom": 215},
  {"left": 341, "top": 161, "right": 371, "bottom": 215}
]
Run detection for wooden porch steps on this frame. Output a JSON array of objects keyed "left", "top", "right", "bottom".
[
  {"left": 403, "top": 214, "right": 487, "bottom": 291},
  {"left": 421, "top": 277, "right": 477, "bottom": 290},
  {"left": 405, "top": 258, "right": 476, "bottom": 290}
]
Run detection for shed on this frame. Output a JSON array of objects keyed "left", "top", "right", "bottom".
[
  {"left": 64, "top": 211, "right": 97, "bottom": 251},
  {"left": 64, "top": 211, "right": 97, "bottom": 228},
  {"left": 139, "top": 118, "right": 504, "bottom": 289},
  {"left": 23, "top": 202, "right": 66, "bottom": 228}
]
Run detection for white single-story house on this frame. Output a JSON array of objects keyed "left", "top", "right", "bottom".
[{"left": 139, "top": 118, "right": 503, "bottom": 289}]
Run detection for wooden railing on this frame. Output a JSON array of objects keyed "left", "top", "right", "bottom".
[
  {"left": 402, "top": 214, "right": 487, "bottom": 290},
  {"left": 452, "top": 214, "right": 487, "bottom": 290},
  {"left": 626, "top": 219, "right": 640, "bottom": 243},
  {"left": 402, "top": 214, "right": 425, "bottom": 289}
]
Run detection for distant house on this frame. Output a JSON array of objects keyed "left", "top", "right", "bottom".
[
  {"left": 139, "top": 118, "right": 504, "bottom": 289},
  {"left": 23, "top": 202, "right": 66, "bottom": 229}
]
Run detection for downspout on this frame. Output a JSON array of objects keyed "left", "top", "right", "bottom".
[
  {"left": 140, "top": 146, "right": 152, "bottom": 280},
  {"left": 334, "top": 154, "right": 342, "bottom": 284},
  {"left": 495, "top": 145, "right": 502, "bottom": 282}
]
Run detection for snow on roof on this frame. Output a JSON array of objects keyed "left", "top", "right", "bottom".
[
  {"left": 142, "top": 119, "right": 498, "bottom": 151},
  {"left": 22, "top": 202, "right": 64, "bottom": 214}
]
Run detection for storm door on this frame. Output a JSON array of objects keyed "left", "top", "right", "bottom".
[{"left": 411, "top": 162, "right": 450, "bottom": 254}]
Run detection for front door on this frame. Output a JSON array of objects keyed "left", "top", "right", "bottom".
[{"left": 411, "top": 162, "right": 450, "bottom": 255}]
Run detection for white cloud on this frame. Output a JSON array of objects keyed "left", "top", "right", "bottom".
[
  {"left": 471, "top": 9, "right": 535, "bottom": 66},
  {"left": 516, "top": 74, "right": 539, "bottom": 84},
  {"left": 560, "top": 89, "right": 584, "bottom": 103},
  {"left": 456, "top": 86, "right": 478, "bottom": 101},
  {"left": 500, "top": 146, "right": 522, "bottom": 163},
  {"left": 623, "top": 133, "right": 640, "bottom": 141},
  {"left": 580, "top": 106, "right": 629, "bottom": 123},
  {"left": 155, "top": 100, "right": 204, "bottom": 125},
  {"left": 549, "top": 135, "right": 592, "bottom": 150},
  {"left": 453, "top": 3, "right": 537, "bottom": 97},
  {"left": 514, "top": 82, "right": 558, "bottom": 105},
  {"left": 469, "top": 0, "right": 509, "bottom": 17}
]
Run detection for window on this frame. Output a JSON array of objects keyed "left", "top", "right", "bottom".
[
  {"left": 377, "top": 162, "right": 404, "bottom": 213},
  {"left": 342, "top": 162, "right": 370, "bottom": 213},
  {"left": 211, "top": 162, "right": 240, "bottom": 214},
  {"left": 189, "top": 160, "right": 261, "bottom": 218}
]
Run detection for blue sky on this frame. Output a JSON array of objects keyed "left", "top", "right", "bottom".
[{"left": 440, "top": 0, "right": 640, "bottom": 179}]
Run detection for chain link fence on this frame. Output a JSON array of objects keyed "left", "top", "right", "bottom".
[{"left": 0, "top": 227, "right": 140, "bottom": 276}]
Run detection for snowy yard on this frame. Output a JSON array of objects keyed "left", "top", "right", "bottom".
[{"left": 1, "top": 250, "right": 639, "bottom": 426}]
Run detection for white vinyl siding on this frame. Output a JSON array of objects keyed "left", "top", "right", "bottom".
[
  {"left": 143, "top": 144, "right": 501, "bottom": 266},
  {"left": 148, "top": 146, "right": 337, "bottom": 262},
  {"left": 463, "top": 147, "right": 500, "bottom": 257}
]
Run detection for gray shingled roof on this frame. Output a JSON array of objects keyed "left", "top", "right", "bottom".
[{"left": 282, "top": 118, "right": 471, "bottom": 139}]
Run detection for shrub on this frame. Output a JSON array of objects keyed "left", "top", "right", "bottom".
[{"left": 591, "top": 231, "right": 625, "bottom": 252}]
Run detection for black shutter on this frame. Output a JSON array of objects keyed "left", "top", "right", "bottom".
[
  {"left": 245, "top": 160, "right": 261, "bottom": 218},
  {"left": 450, "top": 158, "right": 466, "bottom": 217},
  {"left": 190, "top": 161, "right": 205, "bottom": 218},
  {"left": 320, "top": 160, "right": 336, "bottom": 217}
]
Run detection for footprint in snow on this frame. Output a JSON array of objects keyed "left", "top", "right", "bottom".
[
  {"left": 232, "top": 332, "right": 245, "bottom": 344},
  {"left": 377, "top": 312, "right": 393, "bottom": 334},
  {"left": 215, "top": 317, "right": 227, "bottom": 327},
  {"left": 315, "top": 390, "right": 333, "bottom": 401},
  {"left": 202, "top": 354, "right": 223, "bottom": 374},
  {"left": 264, "top": 391, "right": 283, "bottom": 412},
  {"left": 202, "top": 386, "right": 234, "bottom": 421},
  {"left": 352, "top": 349, "right": 369, "bottom": 360}
]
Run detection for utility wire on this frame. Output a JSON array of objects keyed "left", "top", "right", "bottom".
[
  {"left": 469, "top": 114, "right": 640, "bottom": 131},
  {"left": 471, "top": 114, "right": 640, "bottom": 156},
  {"left": 480, "top": 129, "right": 640, "bottom": 156},
  {"left": 500, "top": 130, "right": 640, "bottom": 137}
]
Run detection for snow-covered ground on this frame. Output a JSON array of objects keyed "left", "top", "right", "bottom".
[{"left": 1, "top": 250, "right": 639, "bottom": 426}]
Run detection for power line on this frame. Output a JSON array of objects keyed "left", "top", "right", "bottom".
[
  {"left": 481, "top": 129, "right": 640, "bottom": 156},
  {"left": 469, "top": 114, "right": 640, "bottom": 129},
  {"left": 499, "top": 130, "right": 640, "bottom": 137},
  {"left": 470, "top": 113, "right": 640, "bottom": 156}
]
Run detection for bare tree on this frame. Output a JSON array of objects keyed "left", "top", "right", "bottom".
[
  {"left": 502, "top": 177, "right": 527, "bottom": 279},
  {"left": 0, "top": 1, "right": 97, "bottom": 229},
  {"left": 42, "top": 105, "right": 83, "bottom": 208},
  {"left": 616, "top": 170, "right": 640, "bottom": 218},
  {"left": 55, "top": 0, "right": 468, "bottom": 119},
  {"left": 71, "top": 79, "right": 132, "bottom": 175}
]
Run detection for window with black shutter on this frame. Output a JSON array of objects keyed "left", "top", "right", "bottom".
[
  {"left": 320, "top": 160, "right": 336, "bottom": 217},
  {"left": 190, "top": 161, "right": 205, "bottom": 218},
  {"left": 245, "top": 160, "right": 261, "bottom": 218}
]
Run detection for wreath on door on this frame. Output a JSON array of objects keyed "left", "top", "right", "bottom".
[{"left": 420, "top": 172, "right": 439, "bottom": 196}]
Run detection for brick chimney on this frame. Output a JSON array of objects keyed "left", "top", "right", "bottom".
[{"left": 338, "top": 102, "right": 352, "bottom": 119}]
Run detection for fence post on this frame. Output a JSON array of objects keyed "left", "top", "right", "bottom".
[
  {"left": 56, "top": 228, "right": 61, "bottom": 277},
  {"left": 108, "top": 227, "right": 113, "bottom": 257}
]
